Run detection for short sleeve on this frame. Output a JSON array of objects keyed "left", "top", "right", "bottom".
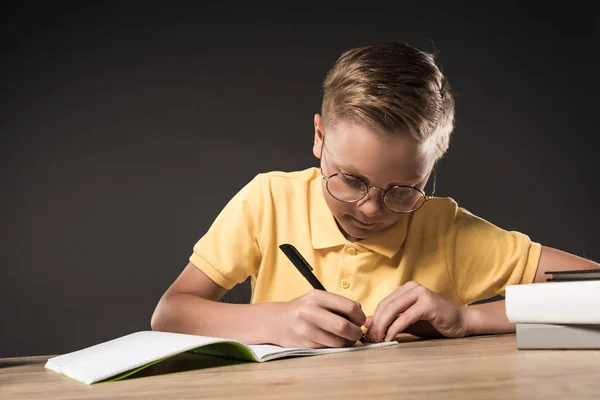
[
  {"left": 445, "top": 206, "right": 542, "bottom": 305},
  {"left": 189, "top": 175, "right": 265, "bottom": 290}
]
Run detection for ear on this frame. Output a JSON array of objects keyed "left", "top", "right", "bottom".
[{"left": 313, "top": 113, "right": 325, "bottom": 159}]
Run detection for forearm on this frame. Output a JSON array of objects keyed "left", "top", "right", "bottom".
[
  {"left": 151, "top": 293, "right": 279, "bottom": 344},
  {"left": 462, "top": 299, "right": 514, "bottom": 336},
  {"left": 462, "top": 246, "right": 599, "bottom": 336}
]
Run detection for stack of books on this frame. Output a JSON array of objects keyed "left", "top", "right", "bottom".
[{"left": 505, "top": 269, "right": 600, "bottom": 349}]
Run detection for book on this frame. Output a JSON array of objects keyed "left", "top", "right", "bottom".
[
  {"left": 545, "top": 268, "right": 600, "bottom": 282},
  {"left": 505, "top": 280, "right": 600, "bottom": 324},
  {"left": 44, "top": 331, "right": 398, "bottom": 385},
  {"left": 516, "top": 323, "right": 600, "bottom": 349}
]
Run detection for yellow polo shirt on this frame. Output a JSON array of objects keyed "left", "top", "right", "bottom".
[{"left": 190, "top": 168, "right": 541, "bottom": 315}]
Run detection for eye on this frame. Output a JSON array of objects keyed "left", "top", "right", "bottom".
[
  {"left": 340, "top": 174, "right": 365, "bottom": 189},
  {"left": 387, "top": 187, "right": 418, "bottom": 202}
]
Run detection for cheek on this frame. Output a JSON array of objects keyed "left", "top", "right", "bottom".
[
  {"left": 324, "top": 194, "right": 345, "bottom": 215},
  {"left": 322, "top": 188, "right": 354, "bottom": 216}
]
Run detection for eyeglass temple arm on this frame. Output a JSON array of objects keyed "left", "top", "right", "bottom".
[{"left": 429, "top": 164, "right": 437, "bottom": 198}]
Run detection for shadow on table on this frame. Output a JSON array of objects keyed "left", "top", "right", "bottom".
[{"left": 0, "top": 357, "right": 46, "bottom": 369}]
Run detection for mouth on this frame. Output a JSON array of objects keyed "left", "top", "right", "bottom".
[{"left": 350, "top": 216, "right": 378, "bottom": 229}]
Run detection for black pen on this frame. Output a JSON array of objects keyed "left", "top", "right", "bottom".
[{"left": 279, "top": 243, "right": 366, "bottom": 344}]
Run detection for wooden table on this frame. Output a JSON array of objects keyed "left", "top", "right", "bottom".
[{"left": 1, "top": 334, "right": 599, "bottom": 399}]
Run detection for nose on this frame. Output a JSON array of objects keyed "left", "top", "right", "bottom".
[{"left": 357, "top": 187, "right": 385, "bottom": 217}]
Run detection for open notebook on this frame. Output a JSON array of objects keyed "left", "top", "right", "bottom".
[{"left": 45, "top": 331, "right": 398, "bottom": 384}]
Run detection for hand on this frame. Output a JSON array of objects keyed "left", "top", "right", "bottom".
[
  {"left": 272, "top": 290, "right": 366, "bottom": 348},
  {"left": 364, "top": 281, "right": 468, "bottom": 342}
]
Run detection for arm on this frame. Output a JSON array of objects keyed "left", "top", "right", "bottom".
[
  {"left": 463, "top": 245, "right": 599, "bottom": 335},
  {"left": 153, "top": 174, "right": 365, "bottom": 347},
  {"left": 365, "top": 245, "right": 599, "bottom": 341},
  {"left": 151, "top": 262, "right": 366, "bottom": 347},
  {"left": 151, "top": 262, "right": 277, "bottom": 344}
]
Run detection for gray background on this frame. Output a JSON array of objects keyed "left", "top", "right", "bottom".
[{"left": 1, "top": 2, "right": 597, "bottom": 357}]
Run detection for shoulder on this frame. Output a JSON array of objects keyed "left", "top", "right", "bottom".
[
  {"left": 233, "top": 168, "right": 320, "bottom": 211},
  {"left": 254, "top": 167, "right": 319, "bottom": 184},
  {"left": 410, "top": 197, "right": 496, "bottom": 236},
  {"left": 249, "top": 167, "right": 320, "bottom": 194},
  {"left": 414, "top": 197, "right": 461, "bottom": 223},
  {"left": 422, "top": 197, "right": 490, "bottom": 221}
]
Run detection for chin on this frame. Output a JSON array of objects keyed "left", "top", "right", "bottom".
[{"left": 342, "top": 222, "right": 382, "bottom": 240}]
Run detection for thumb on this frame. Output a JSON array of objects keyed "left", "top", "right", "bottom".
[{"left": 364, "top": 315, "right": 373, "bottom": 328}]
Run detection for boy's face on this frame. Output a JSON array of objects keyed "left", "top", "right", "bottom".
[{"left": 313, "top": 114, "right": 435, "bottom": 242}]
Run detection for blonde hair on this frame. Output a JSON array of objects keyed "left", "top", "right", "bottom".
[{"left": 321, "top": 43, "right": 455, "bottom": 160}]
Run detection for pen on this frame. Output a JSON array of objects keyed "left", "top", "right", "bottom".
[{"left": 279, "top": 243, "right": 366, "bottom": 344}]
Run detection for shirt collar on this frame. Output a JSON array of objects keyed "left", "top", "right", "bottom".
[
  {"left": 309, "top": 168, "right": 409, "bottom": 258},
  {"left": 356, "top": 216, "right": 409, "bottom": 258}
]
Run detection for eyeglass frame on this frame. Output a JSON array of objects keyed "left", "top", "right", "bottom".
[{"left": 319, "top": 138, "right": 437, "bottom": 214}]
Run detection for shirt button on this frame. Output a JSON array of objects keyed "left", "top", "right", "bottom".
[
  {"left": 341, "top": 279, "right": 350, "bottom": 289},
  {"left": 346, "top": 247, "right": 357, "bottom": 255}
]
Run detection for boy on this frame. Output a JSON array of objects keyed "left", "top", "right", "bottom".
[{"left": 151, "top": 43, "right": 597, "bottom": 347}]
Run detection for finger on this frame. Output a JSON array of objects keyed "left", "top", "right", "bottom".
[
  {"left": 383, "top": 305, "right": 424, "bottom": 341},
  {"left": 364, "top": 316, "right": 372, "bottom": 328},
  {"left": 313, "top": 310, "right": 364, "bottom": 343},
  {"left": 296, "top": 296, "right": 364, "bottom": 343},
  {"left": 310, "top": 327, "right": 357, "bottom": 348},
  {"left": 297, "top": 339, "right": 339, "bottom": 349},
  {"left": 296, "top": 315, "right": 357, "bottom": 348},
  {"left": 291, "top": 319, "right": 352, "bottom": 348},
  {"left": 310, "top": 291, "right": 366, "bottom": 327},
  {"left": 366, "top": 286, "right": 421, "bottom": 342},
  {"left": 402, "top": 320, "right": 442, "bottom": 338},
  {"left": 367, "top": 281, "right": 420, "bottom": 335}
]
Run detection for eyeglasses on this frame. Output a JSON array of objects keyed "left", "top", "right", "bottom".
[{"left": 320, "top": 140, "right": 436, "bottom": 214}]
